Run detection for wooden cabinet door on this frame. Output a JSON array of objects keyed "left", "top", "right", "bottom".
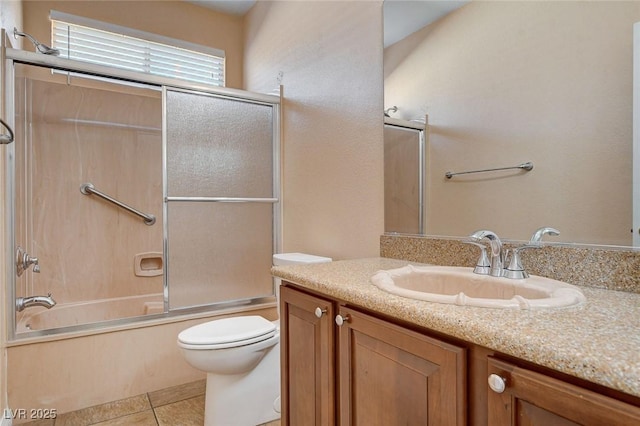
[
  {"left": 337, "top": 306, "right": 466, "bottom": 425},
  {"left": 487, "top": 357, "right": 640, "bottom": 426},
  {"left": 280, "top": 285, "right": 336, "bottom": 426}
]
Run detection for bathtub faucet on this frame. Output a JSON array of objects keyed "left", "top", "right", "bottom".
[
  {"left": 16, "top": 246, "right": 40, "bottom": 276},
  {"left": 16, "top": 293, "right": 56, "bottom": 312}
]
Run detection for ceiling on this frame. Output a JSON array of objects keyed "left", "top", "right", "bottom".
[
  {"left": 188, "top": 0, "right": 468, "bottom": 48},
  {"left": 383, "top": 0, "right": 468, "bottom": 47}
]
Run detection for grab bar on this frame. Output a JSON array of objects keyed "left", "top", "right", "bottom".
[
  {"left": 80, "top": 183, "right": 156, "bottom": 225},
  {"left": 0, "top": 118, "right": 15, "bottom": 144},
  {"left": 445, "top": 162, "right": 533, "bottom": 179}
]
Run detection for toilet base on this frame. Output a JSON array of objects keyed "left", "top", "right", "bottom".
[{"left": 204, "top": 342, "right": 281, "bottom": 426}]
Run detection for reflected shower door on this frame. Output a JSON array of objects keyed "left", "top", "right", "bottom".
[
  {"left": 165, "top": 89, "right": 276, "bottom": 309},
  {"left": 12, "top": 64, "right": 164, "bottom": 332},
  {"left": 384, "top": 123, "right": 425, "bottom": 234}
]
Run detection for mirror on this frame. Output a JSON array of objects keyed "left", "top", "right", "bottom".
[{"left": 383, "top": 0, "right": 639, "bottom": 246}]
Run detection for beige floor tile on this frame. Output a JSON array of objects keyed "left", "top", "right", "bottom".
[
  {"left": 153, "top": 395, "right": 204, "bottom": 426},
  {"left": 148, "top": 379, "right": 206, "bottom": 408},
  {"left": 90, "top": 410, "right": 157, "bottom": 426},
  {"left": 55, "top": 394, "right": 151, "bottom": 426}
]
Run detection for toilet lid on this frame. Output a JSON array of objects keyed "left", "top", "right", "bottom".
[{"left": 178, "top": 316, "right": 276, "bottom": 347}]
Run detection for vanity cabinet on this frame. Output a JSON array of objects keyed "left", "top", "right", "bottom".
[
  {"left": 487, "top": 357, "right": 640, "bottom": 426},
  {"left": 280, "top": 284, "right": 466, "bottom": 425},
  {"left": 336, "top": 305, "right": 466, "bottom": 425},
  {"left": 280, "top": 284, "right": 336, "bottom": 425},
  {"left": 280, "top": 283, "right": 640, "bottom": 425}
]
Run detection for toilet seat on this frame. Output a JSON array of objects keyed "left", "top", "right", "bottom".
[{"left": 178, "top": 316, "right": 276, "bottom": 350}]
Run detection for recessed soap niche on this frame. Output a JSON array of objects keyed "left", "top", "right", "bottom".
[{"left": 134, "top": 252, "right": 164, "bottom": 277}]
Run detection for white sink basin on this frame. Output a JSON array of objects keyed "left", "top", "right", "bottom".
[{"left": 371, "top": 265, "right": 586, "bottom": 309}]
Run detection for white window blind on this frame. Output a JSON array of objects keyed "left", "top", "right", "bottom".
[{"left": 50, "top": 11, "right": 225, "bottom": 87}]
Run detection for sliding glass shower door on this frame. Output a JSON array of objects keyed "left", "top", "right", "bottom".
[
  {"left": 12, "top": 63, "right": 164, "bottom": 333},
  {"left": 384, "top": 121, "right": 425, "bottom": 234},
  {"left": 5, "top": 54, "right": 280, "bottom": 338},
  {"left": 165, "top": 88, "right": 278, "bottom": 309}
]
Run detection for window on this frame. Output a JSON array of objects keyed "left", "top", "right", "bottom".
[{"left": 50, "top": 11, "right": 225, "bottom": 87}]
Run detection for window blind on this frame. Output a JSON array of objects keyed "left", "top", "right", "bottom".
[{"left": 50, "top": 12, "right": 225, "bottom": 87}]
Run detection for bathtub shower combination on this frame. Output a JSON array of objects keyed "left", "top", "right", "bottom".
[{"left": 2, "top": 41, "right": 281, "bottom": 340}]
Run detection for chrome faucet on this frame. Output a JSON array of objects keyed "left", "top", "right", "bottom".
[
  {"left": 529, "top": 227, "right": 560, "bottom": 245},
  {"left": 503, "top": 227, "right": 560, "bottom": 279},
  {"left": 462, "top": 240, "right": 491, "bottom": 275},
  {"left": 469, "top": 230, "right": 504, "bottom": 277},
  {"left": 16, "top": 293, "right": 56, "bottom": 312}
]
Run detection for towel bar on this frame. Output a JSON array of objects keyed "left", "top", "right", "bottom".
[{"left": 445, "top": 162, "right": 533, "bottom": 179}]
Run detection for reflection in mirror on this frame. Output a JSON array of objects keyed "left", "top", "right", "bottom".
[
  {"left": 384, "top": 117, "right": 426, "bottom": 234},
  {"left": 383, "top": 1, "right": 640, "bottom": 246}
]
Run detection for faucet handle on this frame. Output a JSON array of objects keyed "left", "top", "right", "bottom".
[
  {"left": 503, "top": 245, "right": 535, "bottom": 279},
  {"left": 16, "top": 247, "right": 40, "bottom": 275},
  {"left": 502, "top": 227, "right": 560, "bottom": 279},
  {"left": 462, "top": 241, "right": 491, "bottom": 275},
  {"left": 24, "top": 254, "right": 39, "bottom": 272}
]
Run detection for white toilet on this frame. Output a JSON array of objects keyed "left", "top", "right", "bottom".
[{"left": 177, "top": 253, "right": 332, "bottom": 426}]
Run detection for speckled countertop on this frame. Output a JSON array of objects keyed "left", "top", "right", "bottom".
[{"left": 272, "top": 257, "right": 640, "bottom": 399}]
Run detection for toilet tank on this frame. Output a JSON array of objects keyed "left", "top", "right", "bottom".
[
  {"left": 273, "top": 253, "right": 332, "bottom": 266},
  {"left": 272, "top": 253, "right": 332, "bottom": 317}
]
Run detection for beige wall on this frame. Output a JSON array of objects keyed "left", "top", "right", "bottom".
[
  {"left": 1, "top": 1, "right": 21, "bottom": 40},
  {"left": 244, "top": 1, "right": 384, "bottom": 260},
  {"left": 22, "top": 0, "right": 245, "bottom": 88},
  {"left": 385, "top": 1, "right": 640, "bottom": 245}
]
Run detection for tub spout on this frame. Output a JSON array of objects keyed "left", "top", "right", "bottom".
[{"left": 16, "top": 293, "right": 56, "bottom": 312}]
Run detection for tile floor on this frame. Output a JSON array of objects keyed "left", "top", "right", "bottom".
[{"left": 23, "top": 380, "right": 281, "bottom": 426}]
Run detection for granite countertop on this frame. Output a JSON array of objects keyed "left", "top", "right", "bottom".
[{"left": 271, "top": 257, "right": 640, "bottom": 399}]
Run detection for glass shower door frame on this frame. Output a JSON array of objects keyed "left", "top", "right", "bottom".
[
  {"left": 161, "top": 86, "right": 282, "bottom": 313},
  {"left": 2, "top": 45, "right": 281, "bottom": 340},
  {"left": 2, "top": 44, "right": 18, "bottom": 340},
  {"left": 383, "top": 117, "right": 426, "bottom": 234}
]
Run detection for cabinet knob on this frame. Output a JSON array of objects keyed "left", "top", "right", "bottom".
[
  {"left": 488, "top": 374, "right": 507, "bottom": 393},
  {"left": 314, "top": 307, "right": 327, "bottom": 318},
  {"left": 335, "top": 314, "right": 350, "bottom": 326}
]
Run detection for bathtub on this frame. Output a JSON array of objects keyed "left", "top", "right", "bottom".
[{"left": 16, "top": 293, "right": 164, "bottom": 333}]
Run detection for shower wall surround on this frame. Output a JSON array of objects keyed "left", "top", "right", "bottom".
[{"left": 15, "top": 69, "right": 163, "bottom": 307}]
